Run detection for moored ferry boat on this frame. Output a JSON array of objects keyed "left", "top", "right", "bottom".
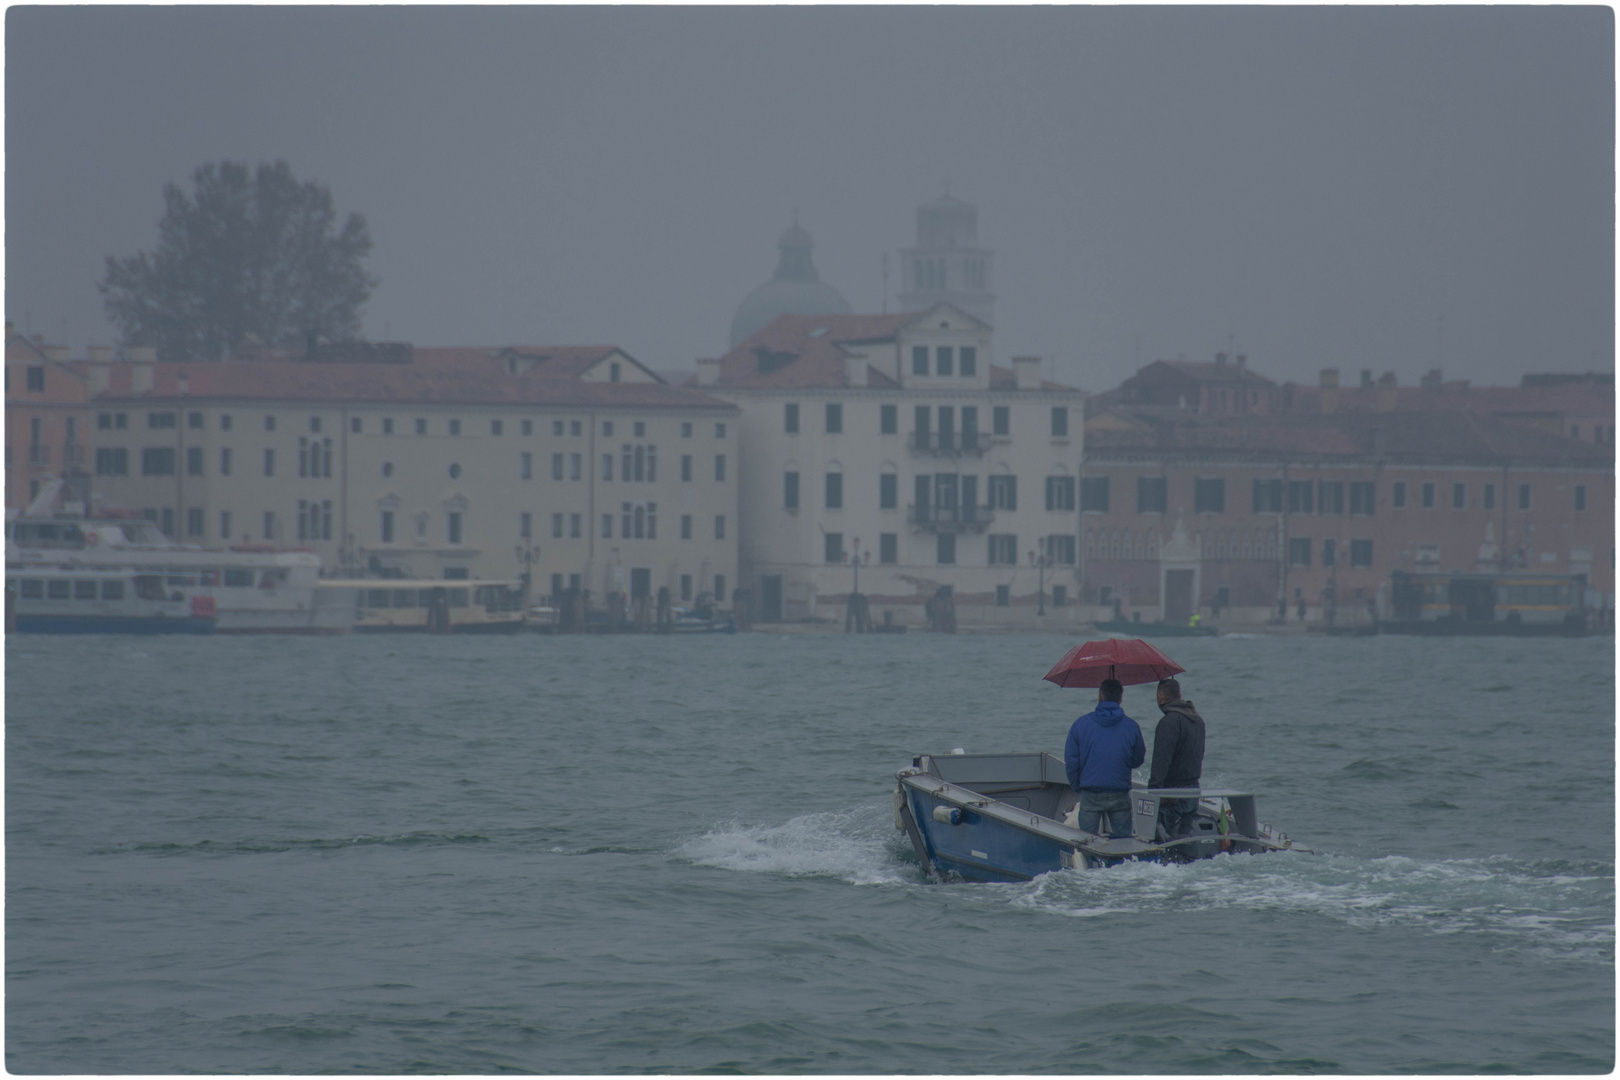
[
  {"left": 1383, "top": 569, "right": 1590, "bottom": 636},
  {"left": 7, "top": 566, "right": 216, "bottom": 634},
  {"left": 332, "top": 579, "right": 527, "bottom": 633},
  {"left": 6, "top": 482, "right": 354, "bottom": 635}
]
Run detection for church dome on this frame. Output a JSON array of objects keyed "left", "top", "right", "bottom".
[{"left": 729, "top": 219, "right": 852, "bottom": 347}]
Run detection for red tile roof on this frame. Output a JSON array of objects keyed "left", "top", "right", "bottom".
[
  {"left": 1283, "top": 380, "right": 1613, "bottom": 420},
  {"left": 715, "top": 312, "right": 1077, "bottom": 391},
  {"left": 1132, "top": 359, "right": 1279, "bottom": 387},
  {"left": 1086, "top": 408, "right": 1610, "bottom": 468},
  {"left": 94, "top": 360, "right": 733, "bottom": 411},
  {"left": 412, "top": 345, "right": 623, "bottom": 381},
  {"left": 715, "top": 313, "right": 914, "bottom": 389}
]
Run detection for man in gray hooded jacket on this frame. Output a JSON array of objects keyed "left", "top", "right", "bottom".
[{"left": 1149, "top": 677, "right": 1206, "bottom": 838}]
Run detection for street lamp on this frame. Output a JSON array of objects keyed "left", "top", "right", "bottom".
[
  {"left": 514, "top": 538, "right": 540, "bottom": 610},
  {"left": 1028, "top": 548, "right": 1048, "bottom": 616},
  {"left": 845, "top": 537, "right": 873, "bottom": 633},
  {"left": 848, "top": 536, "right": 871, "bottom": 595}
]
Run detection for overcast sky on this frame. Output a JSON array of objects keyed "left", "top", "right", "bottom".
[{"left": 6, "top": 5, "right": 1613, "bottom": 394}]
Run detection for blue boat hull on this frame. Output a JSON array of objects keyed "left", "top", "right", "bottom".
[
  {"left": 902, "top": 785, "right": 1156, "bottom": 882},
  {"left": 14, "top": 615, "right": 216, "bottom": 635},
  {"left": 896, "top": 754, "right": 1300, "bottom": 883}
]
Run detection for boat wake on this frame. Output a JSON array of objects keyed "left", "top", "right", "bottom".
[
  {"left": 681, "top": 804, "right": 1612, "bottom": 961},
  {"left": 1016, "top": 850, "right": 1613, "bottom": 961},
  {"left": 674, "top": 807, "right": 916, "bottom": 886}
]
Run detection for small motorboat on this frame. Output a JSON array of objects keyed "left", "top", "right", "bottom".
[
  {"left": 670, "top": 606, "right": 737, "bottom": 634},
  {"left": 892, "top": 636, "right": 1302, "bottom": 882},
  {"left": 894, "top": 751, "right": 1300, "bottom": 882}
]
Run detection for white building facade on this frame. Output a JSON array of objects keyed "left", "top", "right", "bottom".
[
  {"left": 85, "top": 351, "right": 739, "bottom": 610},
  {"left": 703, "top": 304, "right": 1086, "bottom": 626}
]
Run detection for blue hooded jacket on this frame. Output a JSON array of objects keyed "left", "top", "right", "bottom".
[{"left": 1065, "top": 700, "right": 1146, "bottom": 792}]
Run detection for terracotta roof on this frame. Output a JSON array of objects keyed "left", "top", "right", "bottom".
[
  {"left": 93, "top": 361, "right": 733, "bottom": 411},
  {"left": 1283, "top": 378, "right": 1613, "bottom": 420},
  {"left": 5, "top": 332, "right": 51, "bottom": 364},
  {"left": 715, "top": 313, "right": 914, "bottom": 389},
  {"left": 715, "top": 312, "right": 1077, "bottom": 392},
  {"left": 1132, "top": 359, "right": 1279, "bottom": 387},
  {"left": 1087, "top": 409, "right": 1611, "bottom": 469},
  {"left": 1283, "top": 380, "right": 1613, "bottom": 420},
  {"left": 412, "top": 345, "right": 622, "bottom": 380}
]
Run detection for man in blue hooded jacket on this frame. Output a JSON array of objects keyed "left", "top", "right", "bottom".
[{"left": 1064, "top": 678, "right": 1146, "bottom": 838}]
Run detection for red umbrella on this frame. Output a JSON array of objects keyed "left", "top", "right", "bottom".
[{"left": 1043, "top": 638, "right": 1185, "bottom": 688}]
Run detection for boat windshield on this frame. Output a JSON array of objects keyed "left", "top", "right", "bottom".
[{"left": 12, "top": 522, "right": 86, "bottom": 548}]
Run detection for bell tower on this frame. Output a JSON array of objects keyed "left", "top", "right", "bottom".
[{"left": 896, "top": 194, "right": 995, "bottom": 327}]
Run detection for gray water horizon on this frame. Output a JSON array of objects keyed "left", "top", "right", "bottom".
[{"left": 6, "top": 631, "right": 1614, "bottom": 1073}]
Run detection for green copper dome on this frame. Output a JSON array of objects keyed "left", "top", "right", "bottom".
[{"left": 729, "top": 219, "right": 852, "bottom": 347}]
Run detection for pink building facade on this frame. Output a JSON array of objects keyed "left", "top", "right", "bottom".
[{"left": 1080, "top": 410, "right": 1612, "bottom": 626}]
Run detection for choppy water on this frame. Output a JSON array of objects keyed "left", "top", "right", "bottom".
[{"left": 6, "top": 631, "right": 1614, "bottom": 1073}]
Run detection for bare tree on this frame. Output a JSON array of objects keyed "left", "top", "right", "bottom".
[{"left": 101, "top": 160, "right": 375, "bottom": 361}]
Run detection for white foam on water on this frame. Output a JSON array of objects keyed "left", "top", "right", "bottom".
[
  {"left": 675, "top": 806, "right": 914, "bottom": 886},
  {"left": 678, "top": 800, "right": 1611, "bottom": 960},
  {"left": 1013, "top": 850, "right": 1614, "bottom": 959}
]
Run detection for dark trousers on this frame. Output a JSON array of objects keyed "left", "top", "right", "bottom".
[{"left": 1157, "top": 796, "right": 1200, "bottom": 839}]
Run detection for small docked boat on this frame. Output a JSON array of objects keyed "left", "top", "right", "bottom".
[
  {"left": 335, "top": 580, "right": 527, "bottom": 633},
  {"left": 7, "top": 567, "right": 216, "bottom": 634},
  {"left": 892, "top": 636, "right": 1302, "bottom": 882},
  {"left": 894, "top": 751, "right": 1298, "bottom": 881},
  {"left": 1381, "top": 570, "right": 1591, "bottom": 637},
  {"left": 670, "top": 605, "right": 737, "bottom": 634}
]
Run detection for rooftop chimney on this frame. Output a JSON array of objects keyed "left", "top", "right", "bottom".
[
  {"left": 1359, "top": 368, "right": 1374, "bottom": 390},
  {"left": 127, "top": 346, "right": 157, "bottom": 363},
  {"left": 1235, "top": 354, "right": 1246, "bottom": 369},
  {"left": 1377, "top": 372, "right": 1398, "bottom": 412},
  {"left": 695, "top": 357, "right": 719, "bottom": 387},
  {"left": 1012, "top": 356, "right": 1042, "bottom": 391},
  {"left": 131, "top": 359, "right": 154, "bottom": 395},
  {"left": 1214, "top": 351, "right": 1228, "bottom": 367},
  {"left": 86, "top": 344, "right": 115, "bottom": 396},
  {"left": 843, "top": 351, "right": 867, "bottom": 388},
  {"left": 178, "top": 373, "right": 189, "bottom": 396},
  {"left": 1319, "top": 367, "right": 1339, "bottom": 414},
  {"left": 1420, "top": 368, "right": 1443, "bottom": 393}
]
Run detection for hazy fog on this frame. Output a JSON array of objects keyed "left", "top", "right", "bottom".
[{"left": 6, "top": 6, "right": 1612, "bottom": 392}]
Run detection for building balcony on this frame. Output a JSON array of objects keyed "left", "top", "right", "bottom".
[
  {"left": 909, "top": 503, "right": 995, "bottom": 534},
  {"left": 909, "top": 431, "right": 991, "bottom": 457}
]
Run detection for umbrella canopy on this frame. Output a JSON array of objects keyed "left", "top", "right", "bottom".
[{"left": 1043, "top": 638, "right": 1185, "bottom": 688}]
